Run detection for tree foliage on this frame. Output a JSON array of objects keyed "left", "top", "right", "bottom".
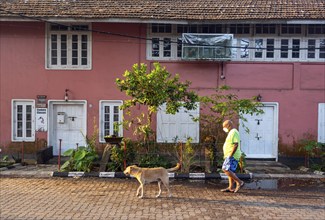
[{"left": 116, "top": 62, "right": 199, "bottom": 147}]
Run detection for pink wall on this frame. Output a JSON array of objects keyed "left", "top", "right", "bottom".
[{"left": 1, "top": 21, "right": 324, "bottom": 155}]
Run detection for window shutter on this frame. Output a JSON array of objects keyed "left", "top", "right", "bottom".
[
  {"left": 318, "top": 103, "right": 325, "bottom": 143},
  {"left": 157, "top": 104, "right": 199, "bottom": 143}
]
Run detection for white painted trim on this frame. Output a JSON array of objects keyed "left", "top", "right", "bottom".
[
  {"left": 45, "top": 23, "right": 92, "bottom": 70},
  {"left": 99, "top": 100, "right": 124, "bottom": 143},
  {"left": 47, "top": 100, "right": 88, "bottom": 151},
  {"left": 11, "top": 99, "right": 36, "bottom": 142},
  {"left": 262, "top": 102, "right": 279, "bottom": 161},
  {"left": 318, "top": 103, "right": 325, "bottom": 143},
  {"left": 239, "top": 102, "right": 279, "bottom": 161}
]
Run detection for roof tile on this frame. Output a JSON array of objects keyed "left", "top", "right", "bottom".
[{"left": 0, "top": 0, "right": 324, "bottom": 21}]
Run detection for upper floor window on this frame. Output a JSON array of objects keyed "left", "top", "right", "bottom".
[
  {"left": 152, "top": 23, "right": 172, "bottom": 33},
  {"left": 255, "top": 24, "right": 276, "bottom": 34},
  {"left": 99, "top": 101, "right": 123, "bottom": 143},
  {"left": 308, "top": 24, "right": 325, "bottom": 35},
  {"left": 46, "top": 23, "right": 92, "bottom": 69},
  {"left": 201, "top": 24, "right": 223, "bottom": 33},
  {"left": 147, "top": 23, "right": 324, "bottom": 62},
  {"left": 177, "top": 24, "right": 199, "bottom": 33},
  {"left": 281, "top": 24, "right": 302, "bottom": 35},
  {"left": 177, "top": 24, "right": 223, "bottom": 33},
  {"left": 307, "top": 39, "right": 325, "bottom": 59},
  {"left": 229, "top": 24, "right": 250, "bottom": 34},
  {"left": 12, "top": 100, "right": 35, "bottom": 142}
]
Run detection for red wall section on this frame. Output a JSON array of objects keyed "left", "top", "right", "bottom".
[
  {"left": 300, "top": 64, "right": 325, "bottom": 90},
  {"left": 225, "top": 63, "right": 294, "bottom": 90}
]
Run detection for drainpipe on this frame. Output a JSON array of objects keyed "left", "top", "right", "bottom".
[
  {"left": 220, "top": 61, "right": 225, "bottom": 80},
  {"left": 58, "top": 139, "right": 62, "bottom": 171}
]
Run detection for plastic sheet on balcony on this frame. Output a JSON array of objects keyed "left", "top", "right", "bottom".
[{"left": 182, "top": 33, "right": 234, "bottom": 61}]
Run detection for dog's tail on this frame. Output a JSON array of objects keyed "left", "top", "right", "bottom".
[{"left": 167, "top": 163, "right": 181, "bottom": 172}]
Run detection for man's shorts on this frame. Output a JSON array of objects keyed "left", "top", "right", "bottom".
[{"left": 222, "top": 156, "right": 238, "bottom": 173}]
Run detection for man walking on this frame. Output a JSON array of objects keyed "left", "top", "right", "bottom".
[{"left": 220, "top": 120, "right": 245, "bottom": 193}]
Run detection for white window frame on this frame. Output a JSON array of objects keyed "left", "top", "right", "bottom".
[
  {"left": 318, "top": 103, "right": 325, "bottom": 144},
  {"left": 147, "top": 24, "right": 325, "bottom": 62},
  {"left": 232, "top": 37, "right": 325, "bottom": 62},
  {"left": 157, "top": 103, "right": 200, "bottom": 143},
  {"left": 11, "top": 99, "right": 35, "bottom": 142},
  {"left": 147, "top": 36, "right": 180, "bottom": 60},
  {"left": 277, "top": 38, "right": 303, "bottom": 61},
  {"left": 99, "top": 100, "right": 123, "bottom": 143},
  {"left": 46, "top": 23, "right": 92, "bottom": 70},
  {"left": 306, "top": 38, "right": 325, "bottom": 60}
]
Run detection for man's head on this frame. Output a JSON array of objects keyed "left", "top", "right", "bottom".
[{"left": 222, "top": 120, "right": 233, "bottom": 133}]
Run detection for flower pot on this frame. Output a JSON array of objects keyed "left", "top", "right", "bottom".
[{"left": 104, "top": 137, "right": 123, "bottom": 144}]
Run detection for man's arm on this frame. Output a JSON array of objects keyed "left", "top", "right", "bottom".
[{"left": 229, "top": 143, "right": 238, "bottom": 157}]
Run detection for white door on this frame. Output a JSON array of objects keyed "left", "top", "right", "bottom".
[
  {"left": 50, "top": 103, "right": 86, "bottom": 156},
  {"left": 318, "top": 103, "right": 325, "bottom": 143},
  {"left": 239, "top": 103, "right": 278, "bottom": 160}
]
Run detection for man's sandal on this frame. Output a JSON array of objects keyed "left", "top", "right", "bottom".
[
  {"left": 234, "top": 181, "right": 245, "bottom": 193},
  {"left": 220, "top": 188, "right": 234, "bottom": 192}
]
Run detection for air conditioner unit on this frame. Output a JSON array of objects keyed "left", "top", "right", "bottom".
[{"left": 182, "top": 33, "right": 234, "bottom": 61}]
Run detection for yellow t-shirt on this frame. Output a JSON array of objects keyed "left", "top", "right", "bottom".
[{"left": 223, "top": 128, "right": 242, "bottom": 161}]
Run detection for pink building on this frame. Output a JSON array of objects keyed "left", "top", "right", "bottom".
[{"left": 0, "top": 0, "right": 324, "bottom": 161}]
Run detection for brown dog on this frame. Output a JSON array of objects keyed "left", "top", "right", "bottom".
[{"left": 123, "top": 163, "right": 180, "bottom": 198}]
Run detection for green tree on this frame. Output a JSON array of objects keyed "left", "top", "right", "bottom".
[
  {"left": 116, "top": 62, "right": 199, "bottom": 151},
  {"left": 200, "top": 85, "right": 264, "bottom": 171}
]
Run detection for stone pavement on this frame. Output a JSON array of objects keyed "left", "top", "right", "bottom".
[{"left": 0, "top": 176, "right": 324, "bottom": 220}]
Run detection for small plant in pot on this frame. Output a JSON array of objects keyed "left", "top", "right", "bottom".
[{"left": 104, "top": 122, "right": 123, "bottom": 144}]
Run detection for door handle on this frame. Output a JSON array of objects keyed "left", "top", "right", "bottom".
[
  {"left": 255, "top": 133, "right": 262, "bottom": 140},
  {"left": 255, "top": 119, "right": 263, "bottom": 125}
]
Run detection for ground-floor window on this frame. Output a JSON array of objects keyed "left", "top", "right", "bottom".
[
  {"left": 99, "top": 100, "right": 123, "bottom": 142},
  {"left": 11, "top": 100, "right": 35, "bottom": 142},
  {"left": 318, "top": 103, "right": 325, "bottom": 143},
  {"left": 156, "top": 103, "right": 200, "bottom": 143}
]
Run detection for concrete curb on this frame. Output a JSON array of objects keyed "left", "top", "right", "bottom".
[
  {"left": 51, "top": 171, "right": 254, "bottom": 180},
  {"left": 1, "top": 163, "right": 324, "bottom": 179}
]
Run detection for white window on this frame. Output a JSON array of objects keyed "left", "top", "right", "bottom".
[
  {"left": 279, "top": 38, "right": 301, "bottom": 60},
  {"left": 307, "top": 39, "right": 325, "bottom": 60},
  {"left": 147, "top": 24, "right": 324, "bottom": 62},
  {"left": 12, "top": 100, "right": 35, "bottom": 142},
  {"left": 148, "top": 37, "right": 179, "bottom": 60},
  {"left": 318, "top": 103, "right": 325, "bottom": 143},
  {"left": 254, "top": 38, "right": 276, "bottom": 59},
  {"left": 99, "top": 101, "right": 123, "bottom": 142},
  {"left": 157, "top": 103, "right": 199, "bottom": 143},
  {"left": 46, "top": 24, "right": 91, "bottom": 69}
]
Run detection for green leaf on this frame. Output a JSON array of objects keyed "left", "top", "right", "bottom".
[
  {"left": 63, "top": 149, "right": 75, "bottom": 156},
  {"left": 74, "top": 150, "right": 87, "bottom": 161},
  {"left": 60, "top": 161, "right": 71, "bottom": 171}
]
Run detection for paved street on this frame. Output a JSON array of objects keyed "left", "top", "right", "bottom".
[{"left": 0, "top": 177, "right": 324, "bottom": 220}]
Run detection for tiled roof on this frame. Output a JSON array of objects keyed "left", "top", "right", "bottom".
[{"left": 0, "top": 0, "right": 324, "bottom": 22}]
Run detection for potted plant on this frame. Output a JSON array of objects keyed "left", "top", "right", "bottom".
[{"left": 104, "top": 122, "right": 123, "bottom": 144}]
